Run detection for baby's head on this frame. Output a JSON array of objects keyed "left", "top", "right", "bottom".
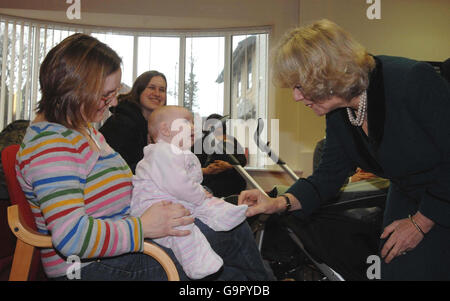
[{"left": 148, "top": 106, "right": 194, "bottom": 150}]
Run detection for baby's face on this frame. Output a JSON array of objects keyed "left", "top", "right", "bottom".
[{"left": 167, "top": 109, "right": 194, "bottom": 150}]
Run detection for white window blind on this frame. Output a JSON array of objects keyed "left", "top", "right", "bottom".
[{"left": 0, "top": 16, "right": 84, "bottom": 129}]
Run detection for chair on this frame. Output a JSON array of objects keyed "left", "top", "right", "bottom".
[{"left": 2, "top": 144, "right": 179, "bottom": 281}]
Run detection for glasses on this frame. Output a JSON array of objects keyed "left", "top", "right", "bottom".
[
  {"left": 293, "top": 84, "right": 303, "bottom": 92},
  {"left": 101, "top": 85, "right": 122, "bottom": 106}
]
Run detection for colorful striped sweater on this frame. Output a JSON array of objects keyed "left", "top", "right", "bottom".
[{"left": 16, "top": 122, "right": 143, "bottom": 278}]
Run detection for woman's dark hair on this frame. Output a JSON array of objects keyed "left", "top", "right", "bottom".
[
  {"left": 205, "top": 113, "right": 226, "bottom": 136},
  {"left": 37, "top": 33, "right": 122, "bottom": 130},
  {"left": 118, "top": 70, "right": 167, "bottom": 106}
]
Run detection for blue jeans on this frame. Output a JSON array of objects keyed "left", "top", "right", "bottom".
[{"left": 54, "top": 220, "right": 272, "bottom": 281}]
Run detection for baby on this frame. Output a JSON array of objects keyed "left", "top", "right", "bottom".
[{"left": 131, "top": 105, "right": 248, "bottom": 279}]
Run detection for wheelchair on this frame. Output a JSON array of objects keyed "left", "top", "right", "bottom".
[{"left": 224, "top": 119, "right": 389, "bottom": 281}]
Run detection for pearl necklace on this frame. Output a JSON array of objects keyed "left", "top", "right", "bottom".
[{"left": 347, "top": 90, "right": 367, "bottom": 126}]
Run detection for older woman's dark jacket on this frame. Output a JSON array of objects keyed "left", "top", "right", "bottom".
[{"left": 287, "top": 55, "right": 450, "bottom": 280}]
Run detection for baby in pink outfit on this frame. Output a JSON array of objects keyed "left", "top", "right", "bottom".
[{"left": 131, "top": 106, "right": 248, "bottom": 279}]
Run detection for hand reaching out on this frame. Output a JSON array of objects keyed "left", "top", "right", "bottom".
[{"left": 238, "top": 189, "right": 284, "bottom": 217}]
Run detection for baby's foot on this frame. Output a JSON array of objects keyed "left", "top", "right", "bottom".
[{"left": 196, "top": 198, "right": 248, "bottom": 231}]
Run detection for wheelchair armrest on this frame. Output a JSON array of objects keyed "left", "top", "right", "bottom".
[{"left": 321, "top": 193, "right": 387, "bottom": 212}]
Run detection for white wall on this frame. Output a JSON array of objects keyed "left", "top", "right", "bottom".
[
  {"left": 277, "top": 0, "right": 450, "bottom": 177},
  {"left": 300, "top": 0, "right": 450, "bottom": 61}
]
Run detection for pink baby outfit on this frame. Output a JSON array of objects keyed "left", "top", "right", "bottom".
[{"left": 131, "top": 141, "right": 248, "bottom": 279}]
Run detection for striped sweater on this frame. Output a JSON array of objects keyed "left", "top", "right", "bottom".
[{"left": 16, "top": 122, "right": 143, "bottom": 278}]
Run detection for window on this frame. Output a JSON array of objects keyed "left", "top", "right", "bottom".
[
  {"left": 236, "top": 71, "right": 242, "bottom": 98},
  {"left": 227, "top": 34, "right": 269, "bottom": 167},
  {"left": 247, "top": 56, "right": 253, "bottom": 90},
  {"left": 185, "top": 36, "right": 224, "bottom": 117},
  {"left": 137, "top": 36, "right": 180, "bottom": 105},
  {"left": 0, "top": 15, "right": 270, "bottom": 167},
  {"left": 91, "top": 33, "right": 134, "bottom": 88}
]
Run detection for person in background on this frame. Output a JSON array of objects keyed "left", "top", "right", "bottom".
[
  {"left": 239, "top": 19, "right": 450, "bottom": 280},
  {"left": 100, "top": 70, "right": 167, "bottom": 173},
  {"left": 313, "top": 137, "right": 376, "bottom": 183},
  {"left": 194, "top": 114, "right": 248, "bottom": 198},
  {"left": 0, "top": 120, "right": 30, "bottom": 200}
]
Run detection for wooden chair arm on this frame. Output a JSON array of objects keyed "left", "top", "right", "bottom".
[
  {"left": 7, "top": 205, "right": 52, "bottom": 248},
  {"left": 143, "top": 241, "right": 180, "bottom": 281},
  {"left": 8, "top": 204, "right": 179, "bottom": 281}
]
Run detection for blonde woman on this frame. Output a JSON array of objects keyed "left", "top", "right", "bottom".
[{"left": 239, "top": 19, "right": 450, "bottom": 280}]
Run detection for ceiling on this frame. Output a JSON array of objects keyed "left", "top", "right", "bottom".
[{"left": 0, "top": 0, "right": 291, "bottom": 18}]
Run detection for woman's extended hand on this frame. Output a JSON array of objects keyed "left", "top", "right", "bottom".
[
  {"left": 380, "top": 212, "right": 434, "bottom": 263},
  {"left": 238, "top": 189, "right": 284, "bottom": 217},
  {"left": 140, "top": 201, "right": 194, "bottom": 239}
]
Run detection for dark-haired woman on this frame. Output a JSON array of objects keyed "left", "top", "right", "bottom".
[
  {"left": 194, "top": 114, "right": 248, "bottom": 198},
  {"left": 100, "top": 71, "right": 167, "bottom": 173}
]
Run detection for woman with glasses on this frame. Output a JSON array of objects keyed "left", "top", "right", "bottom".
[
  {"left": 238, "top": 19, "right": 450, "bottom": 280},
  {"left": 100, "top": 71, "right": 167, "bottom": 173},
  {"left": 16, "top": 34, "right": 271, "bottom": 281}
]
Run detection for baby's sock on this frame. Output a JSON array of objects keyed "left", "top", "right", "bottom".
[
  {"left": 170, "top": 225, "right": 223, "bottom": 279},
  {"left": 196, "top": 198, "right": 248, "bottom": 231}
]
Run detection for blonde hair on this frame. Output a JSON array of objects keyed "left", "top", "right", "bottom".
[{"left": 272, "top": 19, "right": 375, "bottom": 101}]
